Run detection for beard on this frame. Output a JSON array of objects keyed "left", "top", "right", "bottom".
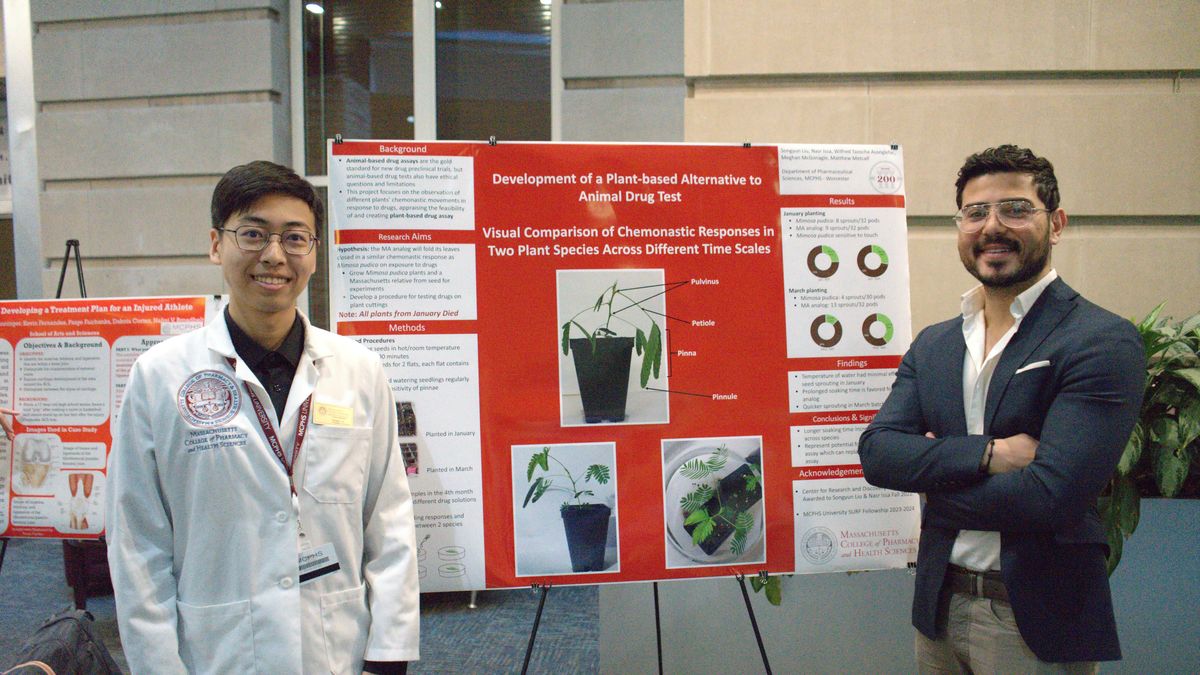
[{"left": 961, "top": 228, "right": 1051, "bottom": 290}]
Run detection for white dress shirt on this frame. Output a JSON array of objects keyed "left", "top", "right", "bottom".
[{"left": 950, "top": 269, "right": 1058, "bottom": 571}]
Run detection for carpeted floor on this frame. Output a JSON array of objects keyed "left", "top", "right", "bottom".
[{"left": 0, "top": 538, "right": 598, "bottom": 674}]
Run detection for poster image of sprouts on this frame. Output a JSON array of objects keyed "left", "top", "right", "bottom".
[
  {"left": 556, "top": 269, "right": 670, "bottom": 427},
  {"left": 512, "top": 442, "right": 620, "bottom": 576},
  {"left": 662, "top": 437, "right": 765, "bottom": 568}
]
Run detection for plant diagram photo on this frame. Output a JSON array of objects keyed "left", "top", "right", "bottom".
[
  {"left": 661, "top": 436, "right": 766, "bottom": 568},
  {"left": 511, "top": 442, "right": 620, "bottom": 576},
  {"left": 556, "top": 268, "right": 670, "bottom": 426}
]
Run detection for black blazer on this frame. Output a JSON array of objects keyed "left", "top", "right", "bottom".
[{"left": 859, "top": 278, "right": 1144, "bottom": 662}]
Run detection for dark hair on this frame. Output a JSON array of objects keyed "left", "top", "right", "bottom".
[
  {"left": 954, "top": 145, "right": 1059, "bottom": 211},
  {"left": 211, "top": 160, "right": 324, "bottom": 235}
]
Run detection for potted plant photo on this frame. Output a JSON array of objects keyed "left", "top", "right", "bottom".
[
  {"left": 523, "top": 446, "right": 613, "bottom": 572},
  {"left": 665, "top": 444, "right": 764, "bottom": 562},
  {"left": 560, "top": 280, "right": 663, "bottom": 423},
  {"left": 1100, "top": 303, "right": 1200, "bottom": 572}
]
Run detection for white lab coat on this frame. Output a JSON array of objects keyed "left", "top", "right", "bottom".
[{"left": 106, "top": 311, "right": 419, "bottom": 674}]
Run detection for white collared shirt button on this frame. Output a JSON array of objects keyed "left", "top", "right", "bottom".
[
  {"left": 275, "top": 511, "right": 288, "bottom": 523},
  {"left": 280, "top": 577, "right": 294, "bottom": 589}
]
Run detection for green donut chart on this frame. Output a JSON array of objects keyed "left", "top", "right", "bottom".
[
  {"left": 862, "top": 313, "right": 894, "bottom": 346},
  {"left": 806, "top": 245, "right": 840, "bottom": 278},
  {"left": 810, "top": 314, "right": 843, "bottom": 348},
  {"left": 857, "top": 244, "right": 889, "bottom": 278}
]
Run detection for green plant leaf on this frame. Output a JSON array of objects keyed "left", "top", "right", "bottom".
[
  {"left": 561, "top": 322, "right": 571, "bottom": 356},
  {"left": 527, "top": 447, "right": 550, "bottom": 480},
  {"left": 523, "top": 477, "right": 549, "bottom": 507},
  {"left": 635, "top": 328, "right": 646, "bottom": 356},
  {"left": 707, "top": 445, "right": 729, "bottom": 472},
  {"left": 1179, "top": 311, "right": 1200, "bottom": 335},
  {"left": 1150, "top": 417, "right": 1189, "bottom": 496},
  {"left": 734, "top": 510, "right": 755, "bottom": 532},
  {"left": 1172, "top": 367, "right": 1200, "bottom": 395},
  {"left": 730, "top": 529, "right": 746, "bottom": 556},
  {"left": 680, "top": 458, "right": 713, "bottom": 480},
  {"left": 1117, "top": 422, "right": 1144, "bottom": 477},
  {"left": 585, "top": 464, "right": 610, "bottom": 484},
  {"left": 683, "top": 508, "right": 710, "bottom": 526},
  {"left": 1179, "top": 398, "right": 1200, "bottom": 446},
  {"left": 690, "top": 516, "right": 715, "bottom": 545},
  {"left": 1112, "top": 474, "right": 1140, "bottom": 535},
  {"left": 763, "top": 576, "right": 782, "bottom": 605},
  {"left": 681, "top": 485, "right": 713, "bottom": 512},
  {"left": 574, "top": 489, "right": 594, "bottom": 500},
  {"left": 649, "top": 322, "right": 662, "bottom": 379}
]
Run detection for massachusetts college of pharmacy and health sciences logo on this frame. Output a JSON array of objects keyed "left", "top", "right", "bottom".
[
  {"left": 177, "top": 370, "right": 241, "bottom": 428},
  {"left": 800, "top": 527, "right": 837, "bottom": 565}
]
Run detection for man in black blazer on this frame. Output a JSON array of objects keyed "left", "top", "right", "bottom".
[{"left": 859, "top": 145, "right": 1144, "bottom": 672}]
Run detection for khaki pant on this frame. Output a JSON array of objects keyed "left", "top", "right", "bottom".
[{"left": 915, "top": 592, "right": 1098, "bottom": 674}]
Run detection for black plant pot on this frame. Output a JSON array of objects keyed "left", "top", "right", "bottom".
[
  {"left": 569, "top": 337, "right": 634, "bottom": 423},
  {"left": 560, "top": 503, "right": 611, "bottom": 572}
]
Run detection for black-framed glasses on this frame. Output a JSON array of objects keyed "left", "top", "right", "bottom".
[
  {"left": 953, "top": 199, "right": 1052, "bottom": 233},
  {"left": 217, "top": 225, "right": 319, "bottom": 255}
]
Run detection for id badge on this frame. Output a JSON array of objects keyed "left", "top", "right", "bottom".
[{"left": 299, "top": 543, "right": 341, "bottom": 585}]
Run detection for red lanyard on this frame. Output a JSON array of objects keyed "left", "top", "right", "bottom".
[{"left": 229, "top": 358, "right": 312, "bottom": 495}]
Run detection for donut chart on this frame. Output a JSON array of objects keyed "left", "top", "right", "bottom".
[
  {"left": 862, "top": 313, "right": 894, "bottom": 346},
  {"left": 810, "top": 314, "right": 843, "bottom": 348},
  {"left": 806, "top": 245, "right": 839, "bottom": 278},
  {"left": 857, "top": 244, "right": 889, "bottom": 277}
]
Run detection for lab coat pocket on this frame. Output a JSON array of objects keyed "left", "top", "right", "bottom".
[
  {"left": 304, "top": 426, "right": 371, "bottom": 503},
  {"left": 177, "top": 598, "right": 256, "bottom": 675},
  {"left": 320, "top": 583, "right": 369, "bottom": 675}
]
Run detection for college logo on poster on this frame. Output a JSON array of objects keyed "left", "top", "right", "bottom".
[
  {"left": 177, "top": 370, "right": 241, "bottom": 428},
  {"left": 800, "top": 526, "right": 837, "bottom": 565}
]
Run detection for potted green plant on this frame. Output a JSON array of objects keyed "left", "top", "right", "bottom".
[
  {"left": 677, "top": 445, "right": 764, "bottom": 558},
  {"left": 561, "top": 280, "right": 663, "bottom": 423},
  {"left": 523, "top": 446, "right": 613, "bottom": 572},
  {"left": 1100, "top": 303, "right": 1200, "bottom": 573}
]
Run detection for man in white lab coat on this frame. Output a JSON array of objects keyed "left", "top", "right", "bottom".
[{"left": 106, "top": 161, "right": 419, "bottom": 674}]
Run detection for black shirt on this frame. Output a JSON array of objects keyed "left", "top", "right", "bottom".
[{"left": 225, "top": 307, "right": 304, "bottom": 420}]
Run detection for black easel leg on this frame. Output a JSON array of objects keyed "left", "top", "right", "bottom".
[
  {"left": 736, "top": 575, "right": 773, "bottom": 675},
  {"left": 0, "top": 538, "right": 8, "bottom": 576},
  {"left": 521, "top": 584, "right": 551, "bottom": 675},
  {"left": 653, "top": 581, "right": 663, "bottom": 675}
]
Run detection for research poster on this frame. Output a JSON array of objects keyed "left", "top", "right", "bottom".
[
  {"left": 0, "top": 297, "right": 211, "bottom": 539},
  {"left": 327, "top": 141, "right": 920, "bottom": 590}
]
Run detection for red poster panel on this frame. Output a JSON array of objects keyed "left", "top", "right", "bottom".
[
  {"left": 327, "top": 141, "right": 919, "bottom": 590},
  {"left": 0, "top": 297, "right": 210, "bottom": 539}
]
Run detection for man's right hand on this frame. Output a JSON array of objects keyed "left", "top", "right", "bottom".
[{"left": 990, "top": 433, "right": 1038, "bottom": 474}]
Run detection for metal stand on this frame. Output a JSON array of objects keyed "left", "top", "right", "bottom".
[
  {"left": 55, "top": 239, "right": 87, "bottom": 299},
  {"left": 520, "top": 584, "right": 551, "bottom": 675},
  {"left": 53, "top": 239, "right": 109, "bottom": 609},
  {"left": 736, "top": 574, "right": 773, "bottom": 675},
  {"left": 0, "top": 538, "right": 8, "bottom": 575},
  {"left": 653, "top": 581, "right": 664, "bottom": 675}
]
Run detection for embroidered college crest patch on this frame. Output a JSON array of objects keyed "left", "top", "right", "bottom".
[{"left": 177, "top": 370, "right": 240, "bottom": 427}]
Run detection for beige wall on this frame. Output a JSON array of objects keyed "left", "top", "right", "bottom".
[
  {"left": 685, "top": 0, "right": 1200, "bottom": 329},
  {"left": 29, "top": 1, "right": 290, "bottom": 299}
]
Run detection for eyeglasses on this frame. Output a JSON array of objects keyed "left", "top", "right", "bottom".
[
  {"left": 953, "top": 199, "right": 1052, "bottom": 233},
  {"left": 218, "top": 225, "right": 319, "bottom": 255}
]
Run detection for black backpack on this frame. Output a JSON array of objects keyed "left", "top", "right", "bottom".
[{"left": 1, "top": 608, "right": 121, "bottom": 675}]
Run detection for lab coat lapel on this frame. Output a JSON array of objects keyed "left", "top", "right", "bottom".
[{"left": 281, "top": 312, "right": 331, "bottom": 428}]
